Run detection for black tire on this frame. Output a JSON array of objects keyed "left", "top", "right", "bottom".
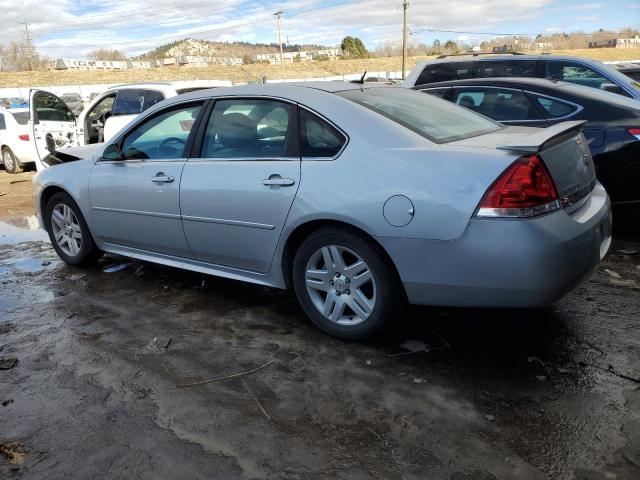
[
  {"left": 45, "top": 192, "right": 100, "bottom": 266},
  {"left": 292, "top": 227, "right": 402, "bottom": 340},
  {"left": 2, "top": 147, "right": 23, "bottom": 174}
]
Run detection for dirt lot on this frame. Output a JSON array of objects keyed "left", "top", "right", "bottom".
[
  {"left": 1, "top": 49, "right": 639, "bottom": 88},
  {"left": 0, "top": 170, "right": 639, "bottom": 479}
]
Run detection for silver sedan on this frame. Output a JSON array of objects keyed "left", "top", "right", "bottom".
[{"left": 33, "top": 83, "right": 612, "bottom": 340}]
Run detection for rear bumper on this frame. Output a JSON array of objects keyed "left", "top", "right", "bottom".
[
  {"left": 378, "top": 183, "right": 612, "bottom": 308},
  {"left": 10, "top": 142, "right": 37, "bottom": 165}
]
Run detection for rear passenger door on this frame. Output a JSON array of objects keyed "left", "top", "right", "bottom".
[
  {"left": 179, "top": 98, "right": 301, "bottom": 273},
  {"left": 451, "top": 87, "right": 548, "bottom": 127}
]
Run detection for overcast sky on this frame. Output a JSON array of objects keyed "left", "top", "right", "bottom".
[{"left": 0, "top": 0, "right": 638, "bottom": 58}]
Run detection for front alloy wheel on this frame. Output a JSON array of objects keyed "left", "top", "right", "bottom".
[
  {"left": 293, "top": 228, "right": 401, "bottom": 340},
  {"left": 45, "top": 192, "right": 99, "bottom": 266},
  {"left": 51, "top": 203, "right": 83, "bottom": 257}
]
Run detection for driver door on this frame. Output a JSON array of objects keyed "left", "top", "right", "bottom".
[
  {"left": 29, "top": 89, "right": 77, "bottom": 171},
  {"left": 89, "top": 101, "right": 204, "bottom": 258}
]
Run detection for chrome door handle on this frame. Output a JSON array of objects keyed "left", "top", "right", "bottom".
[
  {"left": 262, "top": 176, "right": 295, "bottom": 187},
  {"left": 152, "top": 173, "right": 174, "bottom": 184}
]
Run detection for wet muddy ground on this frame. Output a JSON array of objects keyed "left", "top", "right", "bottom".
[{"left": 0, "top": 175, "right": 639, "bottom": 479}]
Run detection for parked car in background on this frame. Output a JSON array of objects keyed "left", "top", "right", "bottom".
[
  {"left": 402, "top": 53, "right": 640, "bottom": 100},
  {"left": 27, "top": 83, "right": 219, "bottom": 170},
  {"left": 34, "top": 83, "right": 611, "bottom": 340},
  {"left": 0, "top": 108, "right": 36, "bottom": 173},
  {"left": 414, "top": 77, "right": 640, "bottom": 205},
  {"left": 60, "top": 93, "right": 84, "bottom": 116},
  {"left": 9, "top": 98, "right": 29, "bottom": 109},
  {"left": 616, "top": 63, "right": 640, "bottom": 82}
]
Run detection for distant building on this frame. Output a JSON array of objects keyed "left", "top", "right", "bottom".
[
  {"left": 470, "top": 45, "right": 482, "bottom": 52},
  {"left": 536, "top": 42, "right": 554, "bottom": 51},
  {"left": 492, "top": 44, "right": 515, "bottom": 54},
  {"left": 256, "top": 49, "right": 341, "bottom": 64},
  {"left": 589, "top": 35, "right": 640, "bottom": 48}
]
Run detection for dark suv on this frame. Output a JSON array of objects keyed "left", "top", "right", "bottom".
[{"left": 402, "top": 54, "right": 640, "bottom": 100}]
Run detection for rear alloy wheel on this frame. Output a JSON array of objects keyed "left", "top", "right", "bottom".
[
  {"left": 45, "top": 192, "right": 99, "bottom": 266},
  {"left": 292, "top": 228, "right": 400, "bottom": 340},
  {"left": 2, "top": 148, "right": 22, "bottom": 174}
]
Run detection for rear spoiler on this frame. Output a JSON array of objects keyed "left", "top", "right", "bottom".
[{"left": 497, "top": 120, "right": 586, "bottom": 153}]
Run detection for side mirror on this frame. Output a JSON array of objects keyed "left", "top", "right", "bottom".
[
  {"left": 102, "top": 143, "right": 122, "bottom": 161},
  {"left": 600, "top": 83, "right": 623, "bottom": 94}
]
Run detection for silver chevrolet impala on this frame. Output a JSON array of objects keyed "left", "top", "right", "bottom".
[{"left": 33, "top": 83, "right": 612, "bottom": 340}]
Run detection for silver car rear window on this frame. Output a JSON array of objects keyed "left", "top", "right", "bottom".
[{"left": 337, "top": 87, "right": 501, "bottom": 143}]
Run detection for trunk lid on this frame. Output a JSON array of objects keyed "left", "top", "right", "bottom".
[{"left": 455, "top": 121, "right": 597, "bottom": 210}]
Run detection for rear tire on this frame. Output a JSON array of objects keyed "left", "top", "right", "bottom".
[
  {"left": 292, "top": 227, "right": 401, "bottom": 340},
  {"left": 2, "top": 147, "right": 23, "bottom": 174},
  {"left": 45, "top": 192, "right": 100, "bottom": 266}
]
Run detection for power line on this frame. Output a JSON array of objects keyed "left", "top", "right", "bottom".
[{"left": 410, "top": 27, "right": 634, "bottom": 37}]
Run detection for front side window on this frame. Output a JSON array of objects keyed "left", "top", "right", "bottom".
[
  {"left": 480, "top": 60, "right": 538, "bottom": 78},
  {"left": 112, "top": 89, "right": 165, "bottom": 116},
  {"left": 121, "top": 103, "right": 202, "bottom": 160},
  {"left": 452, "top": 87, "right": 542, "bottom": 121},
  {"left": 300, "top": 109, "right": 346, "bottom": 157},
  {"left": 89, "top": 95, "right": 116, "bottom": 121},
  {"left": 419, "top": 87, "right": 450, "bottom": 99},
  {"left": 416, "top": 62, "right": 474, "bottom": 85},
  {"left": 34, "top": 92, "right": 75, "bottom": 122},
  {"left": 338, "top": 87, "right": 501, "bottom": 144},
  {"left": 531, "top": 94, "right": 580, "bottom": 119},
  {"left": 201, "top": 99, "right": 298, "bottom": 159},
  {"left": 546, "top": 61, "right": 608, "bottom": 89}
]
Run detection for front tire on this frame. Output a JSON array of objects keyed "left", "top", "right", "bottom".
[
  {"left": 292, "top": 227, "right": 401, "bottom": 340},
  {"left": 45, "top": 192, "right": 99, "bottom": 266},
  {"left": 2, "top": 147, "right": 23, "bottom": 174}
]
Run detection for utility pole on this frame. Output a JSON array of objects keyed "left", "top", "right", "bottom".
[
  {"left": 401, "top": 1, "right": 409, "bottom": 79},
  {"left": 274, "top": 11, "right": 285, "bottom": 81},
  {"left": 22, "top": 19, "right": 34, "bottom": 71}
]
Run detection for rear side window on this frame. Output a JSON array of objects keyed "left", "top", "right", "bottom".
[
  {"left": 338, "top": 87, "right": 501, "bottom": 144},
  {"left": 452, "top": 87, "right": 542, "bottom": 121},
  {"left": 415, "top": 62, "right": 474, "bottom": 85},
  {"left": 300, "top": 109, "right": 346, "bottom": 158},
  {"left": 113, "top": 89, "right": 165, "bottom": 116},
  {"left": 480, "top": 60, "right": 538, "bottom": 78},
  {"left": 531, "top": 94, "right": 580, "bottom": 119},
  {"left": 10, "top": 112, "right": 29, "bottom": 125},
  {"left": 201, "top": 99, "right": 298, "bottom": 159},
  {"left": 0, "top": 114, "right": 5, "bottom": 130}
]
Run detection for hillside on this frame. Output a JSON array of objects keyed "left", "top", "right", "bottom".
[
  {"left": 135, "top": 38, "right": 330, "bottom": 61},
  {"left": 1, "top": 49, "right": 639, "bottom": 88}
]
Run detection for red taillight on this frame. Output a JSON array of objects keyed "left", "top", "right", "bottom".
[
  {"left": 18, "top": 134, "right": 29, "bottom": 141},
  {"left": 476, "top": 154, "right": 560, "bottom": 218},
  {"left": 628, "top": 128, "right": 640, "bottom": 141}
]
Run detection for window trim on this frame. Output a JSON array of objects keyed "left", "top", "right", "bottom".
[
  {"left": 189, "top": 95, "right": 302, "bottom": 162},
  {"left": 525, "top": 91, "right": 584, "bottom": 122},
  {"left": 0, "top": 113, "right": 5, "bottom": 130},
  {"left": 98, "top": 99, "right": 207, "bottom": 163},
  {"left": 299, "top": 104, "right": 349, "bottom": 161}
]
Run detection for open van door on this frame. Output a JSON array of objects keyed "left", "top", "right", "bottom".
[{"left": 29, "top": 89, "right": 77, "bottom": 171}]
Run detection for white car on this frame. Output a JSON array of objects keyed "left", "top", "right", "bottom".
[
  {"left": 28, "top": 82, "right": 228, "bottom": 171},
  {"left": 0, "top": 108, "right": 38, "bottom": 173}
]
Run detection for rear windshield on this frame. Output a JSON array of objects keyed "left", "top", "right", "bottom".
[
  {"left": 10, "top": 112, "right": 29, "bottom": 125},
  {"left": 337, "top": 87, "right": 501, "bottom": 143}
]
